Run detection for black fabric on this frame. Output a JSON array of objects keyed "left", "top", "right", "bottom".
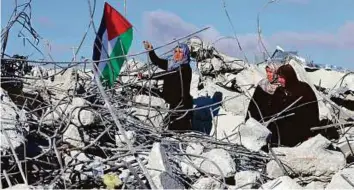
[
  {"left": 245, "top": 85, "right": 274, "bottom": 122},
  {"left": 148, "top": 50, "right": 193, "bottom": 130},
  {"left": 268, "top": 65, "right": 319, "bottom": 147}
]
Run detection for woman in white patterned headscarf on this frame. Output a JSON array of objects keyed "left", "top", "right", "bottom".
[
  {"left": 245, "top": 61, "right": 282, "bottom": 122},
  {"left": 258, "top": 61, "right": 281, "bottom": 94}
]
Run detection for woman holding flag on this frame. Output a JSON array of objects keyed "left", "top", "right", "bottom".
[{"left": 139, "top": 41, "right": 193, "bottom": 131}]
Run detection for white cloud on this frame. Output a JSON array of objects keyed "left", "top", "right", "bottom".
[{"left": 142, "top": 10, "right": 354, "bottom": 59}]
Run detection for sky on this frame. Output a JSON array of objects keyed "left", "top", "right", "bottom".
[{"left": 1, "top": 0, "right": 354, "bottom": 69}]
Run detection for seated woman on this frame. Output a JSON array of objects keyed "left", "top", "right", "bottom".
[
  {"left": 140, "top": 41, "right": 193, "bottom": 131},
  {"left": 245, "top": 61, "right": 281, "bottom": 122},
  {"left": 268, "top": 64, "right": 319, "bottom": 147}
]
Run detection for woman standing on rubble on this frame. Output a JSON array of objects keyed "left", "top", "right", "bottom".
[
  {"left": 245, "top": 61, "right": 281, "bottom": 122},
  {"left": 268, "top": 64, "right": 319, "bottom": 147},
  {"left": 139, "top": 41, "right": 193, "bottom": 131}
]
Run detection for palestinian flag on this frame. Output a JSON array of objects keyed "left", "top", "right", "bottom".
[{"left": 92, "top": 2, "right": 133, "bottom": 87}]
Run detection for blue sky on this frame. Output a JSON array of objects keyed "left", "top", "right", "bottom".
[{"left": 2, "top": 0, "right": 354, "bottom": 69}]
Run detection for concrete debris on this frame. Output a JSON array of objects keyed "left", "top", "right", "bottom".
[
  {"left": 266, "top": 134, "right": 346, "bottom": 181},
  {"left": 1, "top": 88, "right": 28, "bottom": 151},
  {"left": 234, "top": 170, "right": 261, "bottom": 189},
  {"left": 115, "top": 131, "right": 136, "bottom": 147},
  {"left": 147, "top": 143, "right": 184, "bottom": 189},
  {"left": 2, "top": 24, "right": 354, "bottom": 189},
  {"left": 304, "top": 181, "right": 327, "bottom": 189},
  {"left": 326, "top": 167, "right": 354, "bottom": 189},
  {"left": 191, "top": 177, "right": 224, "bottom": 189},
  {"left": 197, "top": 148, "right": 236, "bottom": 177},
  {"left": 260, "top": 176, "right": 303, "bottom": 190},
  {"left": 186, "top": 142, "right": 204, "bottom": 156},
  {"left": 63, "top": 124, "right": 86, "bottom": 148}
]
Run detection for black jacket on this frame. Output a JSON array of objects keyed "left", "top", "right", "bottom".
[
  {"left": 268, "top": 65, "right": 319, "bottom": 147},
  {"left": 245, "top": 85, "right": 274, "bottom": 122},
  {"left": 148, "top": 50, "right": 193, "bottom": 108}
]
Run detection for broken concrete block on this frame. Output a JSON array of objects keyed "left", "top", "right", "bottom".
[
  {"left": 131, "top": 95, "right": 167, "bottom": 128},
  {"left": 259, "top": 176, "right": 302, "bottom": 190},
  {"left": 115, "top": 131, "right": 136, "bottom": 147},
  {"left": 266, "top": 160, "right": 286, "bottom": 179},
  {"left": 1, "top": 88, "right": 28, "bottom": 151},
  {"left": 186, "top": 142, "right": 204, "bottom": 156},
  {"left": 237, "top": 118, "right": 271, "bottom": 152},
  {"left": 191, "top": 177, "right": 224, "bottom": 190},
  {"left": 305, "top": 181, "right": 326, "bottom": 189},
  {"left": 326, "top": 167, "right": 354, "bottom": 189},
  {"left": 234, "top": 170, "right": 260, "bottom": 189},
  {"left": 181, "top": 159, "right": 201, "bottom": 177},
  {"left": 70, "top": 97, "right": 96, "bottom": 126},
  {"left": 63, "top": 124, "right": 85, "bottom": 148},
  {"left": 266, "top": 134, "right": 346, "bottom": 181},
  {"left": 198, "top": 148, "right": 236, "bottom": 177},
  {"left": 147, "top": 143, "right": 184, "bottom": 189}
]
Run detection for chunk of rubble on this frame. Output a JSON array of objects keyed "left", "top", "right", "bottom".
[
  {"left": 63, "top": 151, "right": 103, "bottom": 181},
  {"left": 304, "top": 181, "right": 327, "bottom": 189},
  {"left": 266, "top": 134, "right": 346, "bottom": 181},
  {"left": 115, "top": 131, "right": 136, "bottom": 147},
  {"left": 214, "top": 115, "right": 270, "bottom": 152},
  {"left": 191, "top": 177, "right": 224, "bottom": 189},
  {"left": 4, "top": 184, "right": 43, "bottom": 190},
  {"left": 234, "top": 170, "right": 261, "bottom": 189},
  {"left": 181, "top": 159, "right": 201, "bottom": 177},
  {"left": 186, "top": 142, "right": 204, "bottom": 156},
  {"left": 237, "top": 118, "right": 271, "bottom": 152},
  {"left": 1, "top": 88, "right": 28, "bottom": 151},
  {"left": 259, "top": 176, "right": 302, "bottom": 189},
  {"left": 336, "top": 127, "right": 354, "bottom": 158},
  {"left": 325, "top": 167, "right": 354, "bottom": 189},
  {"left": 131, "top": 95, "right": 167, "bottom": 128},
  {"left": 41, "top": 97, "right": 97, "bottom": 126},
  {"left": 147, "top": 143, "right": 184, "bottom": 189},
  {"left": 196, "top": 148, "right": 236, "bottom": 177},
  {"left": 63, "top": 124, "right": 86, "bottom": 148}
]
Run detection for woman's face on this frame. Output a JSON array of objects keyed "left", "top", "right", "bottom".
[
  {"left": 173, "top": 48, "right": 184, "bottom": 62},
  {"left": 278, "top": 75, "right": 286, "bottom": 87},
  {"left": 266, "top": 67, "right": 274, "bottom": 82}
]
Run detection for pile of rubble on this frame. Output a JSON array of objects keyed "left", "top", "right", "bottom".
[{"left": 1, "top": 37, "right": 354, "bottom": 189}]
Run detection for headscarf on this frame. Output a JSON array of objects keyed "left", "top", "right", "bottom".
[
  {"left": 259, "top": 61, "right": 282, "bottom": 94},
  {"left": 276, "top": 64, "right": 300, "bottom": 89},
  {"left": 167, "top": 43, "right": 191, "bottom": 71}
]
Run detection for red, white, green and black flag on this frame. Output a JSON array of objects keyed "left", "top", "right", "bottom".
[{"left": 92, "top": 2, "right": 133, "bottom": 87}]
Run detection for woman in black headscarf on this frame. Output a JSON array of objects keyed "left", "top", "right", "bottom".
[
  {"left": 245, "top": 61, "right": 281, "bottom": 122},
  {"left": 268, "top": 64, "right": 319, "bottom": 147},
  {"left": 140, "top": 41, "right": 193, "bottom": 131}
]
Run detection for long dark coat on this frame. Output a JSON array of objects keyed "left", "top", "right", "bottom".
[
  {"left": 268, "top": 64, "right": 319, "bottom": 147},
  {"left": 148, "top": 50, "right": 193, "bottom": 130}
]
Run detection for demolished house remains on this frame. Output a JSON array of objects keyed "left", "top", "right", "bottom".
[{"left": 1, "top": 0, "right": 354, "bottom": 189}]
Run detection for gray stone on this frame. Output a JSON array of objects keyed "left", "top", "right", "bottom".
[
  {"left": 259, "top": 176, "right": 302, "bottom": 190},
  {"left": 191, "top": 177, "right": 224, "bottom": 190},
  {"left": 186, "top": 143, "right": 204, "bottom": 156},
  {"left": 267, "top": 134, "right": 346, "bottom": 181},
  {"left": 181, "top": 159, "right": 201, "bottom": 177},
  {"left": 326, "top": 167, "right": 354, "bottom": 189},
  {"left": 305, "top": 181, "right": 326, "bottom": 189},
  {"left": 1, "top": 88, "right": 28, "bottom": 151},
  {"left": 234, "top": 170, "right": 260, "bottom": 189},
  {"left": 115, "top": 131, "right": 136, "bottom": 147},
  {"left": 41, "top": 97, "right": 97, "bottom": 126},
  {"left": 237, "top": 118, "right": 271, "bottom": 152},
  {"left": 197, "top": 148, "right": 236, "bottom": 177},
  {"left": 131, "top": 95, "right": 167, "bottom": 128},
  {"left": 63, "top": 124, "right": 85, "bottom": 148},
  {"left": 147, "top": 143, "right": 184, "bottom": 189}
]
